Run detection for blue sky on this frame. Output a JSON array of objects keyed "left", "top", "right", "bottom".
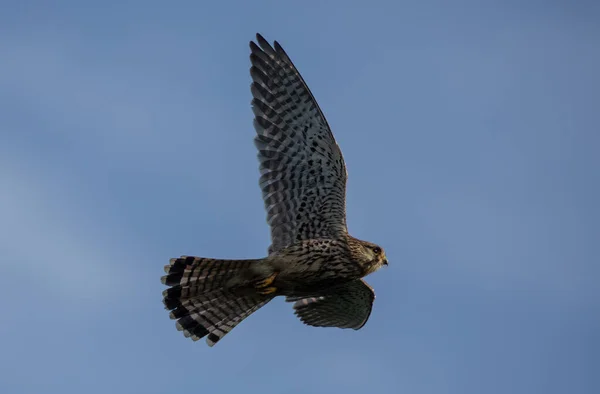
[{"left": 1, "top": 1, "right": 598, "bottom": 393}]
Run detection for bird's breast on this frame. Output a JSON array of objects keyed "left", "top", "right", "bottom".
[{"left": 271, "top": 253, "right": 363, "bottom": 292}]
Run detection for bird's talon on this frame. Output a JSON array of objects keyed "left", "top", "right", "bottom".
[
  {"left": 257, "top": 286, "right": 277, "bottom": 295},
  {"left": 254, "top": 273, "right": 277, "bottom": 289}
]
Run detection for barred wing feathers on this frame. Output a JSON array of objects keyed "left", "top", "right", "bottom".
[
  {"left": 250, "top": 33, "right": 348, "bottom": 254},
  {"left": 288, "top": 279, "right": 375, "bottom": 330}
]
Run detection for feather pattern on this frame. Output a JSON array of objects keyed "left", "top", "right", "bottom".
[
  {"left": 162, "top": 256, "right": 273, "bottom": 346},
  {"left": 161, "top": 34, "right": 385, "bottom": 347},
  {"left": 250, "top": 33, "right": 348, "bottom": 254},
  {"left": 288, "top": 279, "right": 375, "bottom": 330}
]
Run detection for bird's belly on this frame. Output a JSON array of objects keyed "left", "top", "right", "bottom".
[{"left": 273, "top": 258, "right": 361, "bottom": 293}]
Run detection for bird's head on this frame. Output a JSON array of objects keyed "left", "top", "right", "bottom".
[{"left": 350, "top": 238, "right": 388, "bottom": 275}]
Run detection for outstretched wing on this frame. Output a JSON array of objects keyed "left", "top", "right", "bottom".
[
  {"left": 250, "top": 34, "right": 348, "bottom": 254},
  {"left": 287, "top": 280, "right": 375, "bottom": 330}
]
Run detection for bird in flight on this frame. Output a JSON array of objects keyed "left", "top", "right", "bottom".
[{"left": 162, "top": 33, "right": 388, "bottom": 346}]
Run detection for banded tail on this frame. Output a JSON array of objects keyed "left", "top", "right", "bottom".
[{"left": 161, "top": 256, "right": 273, "bottom": 346}]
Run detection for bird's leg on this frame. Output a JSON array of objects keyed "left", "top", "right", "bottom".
[
  {"left": 257, "top": 286, "right": 277, "bottom": 295},
  {"left": 254, "top": 273, "right": 278, "bottom": 295}
]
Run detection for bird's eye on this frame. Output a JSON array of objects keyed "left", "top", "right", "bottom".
[{"left": 373, "top": 246, "right": 381, "bottom": 254}]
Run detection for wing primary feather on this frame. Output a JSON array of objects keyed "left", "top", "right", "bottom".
[
  {"left": 288, "top": 280, "right": 375, "bottom": 330},
  {"left": 249, "top": 34, "right": 349, "bottom": 253}
]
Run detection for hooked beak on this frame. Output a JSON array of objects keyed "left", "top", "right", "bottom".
[{"left": 383, "top": 258, "right": 388, "bottom": 266}]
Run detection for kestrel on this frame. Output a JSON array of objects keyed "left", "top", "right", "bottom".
[{"left": 162, "top": 33, "right": 387, "bottom": 346}]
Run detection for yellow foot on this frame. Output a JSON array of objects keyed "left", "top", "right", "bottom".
[
  {"left": 257, "top": 286, "right": 277, "bottom": 295},
  {"left": 254, "top": 273, "right": 278, "bottom": 295},
  {"left": 254, "top": 273, "right": 277, "bottom": 288}
]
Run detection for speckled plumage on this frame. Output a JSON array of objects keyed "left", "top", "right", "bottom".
[{"left": 161, "top": 34, "right": 387, "bottom": 347}]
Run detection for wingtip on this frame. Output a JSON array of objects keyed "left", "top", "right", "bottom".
[
  {"left": 255, "top": 32, "right": 267, "bottom": 44},
  {"left": 254, "top": 33, "right": 276, "bottom": 55},
  {"left": 252, "top": 33, "right": 265, "bottom": 49}
]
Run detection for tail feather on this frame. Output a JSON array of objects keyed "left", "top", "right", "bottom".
[
  {"left": 173, "top": 290, "right": 272, "bottom": 346},
  {"left": 206, "top": 297, "right": 271, "bottom": 346},
  {"left": 162, "top": 256, "right": 273, "bottom": 346},
  {"left": 162, "top": 256, "right": 256, "bottom": 288}
]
